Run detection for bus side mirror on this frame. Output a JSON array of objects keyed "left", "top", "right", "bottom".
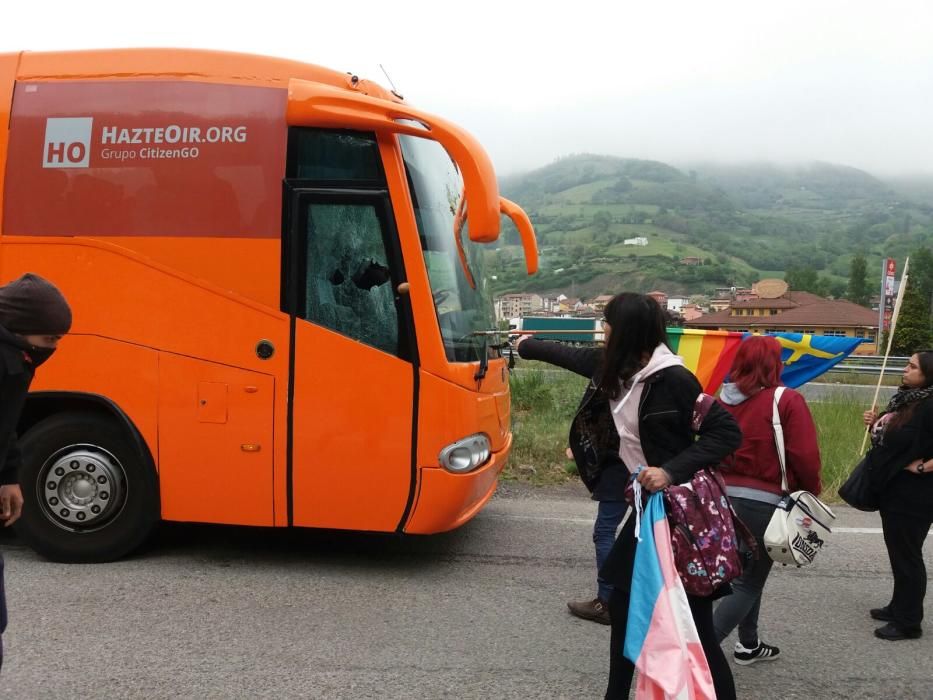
[
  {"left": 288, "top": 78, "right": 500, "bottom": 243},
  {"left": 500, "top": 197, "right": 538, "bottom": 275}
]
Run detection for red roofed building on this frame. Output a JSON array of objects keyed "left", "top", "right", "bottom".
[
  {"left": 680, "top": 304, "right": 704, "bottom": 322},
  {"left": 592, "top": 294, "right": 615, "bottom": 311},
  {"left": 686, "top": 291, "right": 879, "bottom": 354},
  {"left": 647, "top": 290, "right": 668, "bottom": 307}
]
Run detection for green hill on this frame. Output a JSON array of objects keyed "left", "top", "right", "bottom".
[{"left": 491, "top": 154, "right": 933, "bottom": 298}]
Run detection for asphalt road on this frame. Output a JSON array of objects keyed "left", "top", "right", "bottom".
[{"left": 1, "top": 485, "right": 931, "bottom": 699}]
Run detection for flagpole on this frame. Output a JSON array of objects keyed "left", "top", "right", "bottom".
[{"left": 860, "top": 257, "right": 910, "bottom": 454}]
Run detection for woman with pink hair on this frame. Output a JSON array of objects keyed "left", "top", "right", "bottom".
[{"left": 712, "top": 335, "right": 822, "bottom": 665}]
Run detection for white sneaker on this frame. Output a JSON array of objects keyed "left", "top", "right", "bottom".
[{"left": 733, "top": 640, "right": 781, "bottom": 665}]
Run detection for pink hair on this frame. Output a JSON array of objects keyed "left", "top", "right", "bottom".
[{"left": 730, "top": 336, "right": 783, "bottom": 396}]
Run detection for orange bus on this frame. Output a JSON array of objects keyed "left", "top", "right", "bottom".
[{"left": 0, "top": 49, "right": 538, "bottom": 562}]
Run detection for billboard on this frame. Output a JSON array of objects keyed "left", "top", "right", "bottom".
[{"left": 880, "top": 258, "right": 896, "bottom": 332}]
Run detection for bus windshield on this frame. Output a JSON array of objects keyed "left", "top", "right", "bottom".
[{"left": 399, "top": 134, "right": 497, "bottom": 363}]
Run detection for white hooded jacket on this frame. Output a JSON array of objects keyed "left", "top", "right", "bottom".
[{"left": 609, "top": 343, "right": 684, "bottom": 473}]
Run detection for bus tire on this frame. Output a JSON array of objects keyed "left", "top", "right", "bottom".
[{"left": 15, "top": 412, "right": 159, "bottom": 563}]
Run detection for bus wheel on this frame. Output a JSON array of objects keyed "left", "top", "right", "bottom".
[{"left": 16, "top": 412, "right": 159, "bottom": 563}]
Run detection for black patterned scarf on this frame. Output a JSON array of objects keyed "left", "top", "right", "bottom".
[
  {"left": 883, "top": 384, "right": 933, "bottom": 415},
  {"left": 872, "top": 384, "right": 933, "bottom": 446}
]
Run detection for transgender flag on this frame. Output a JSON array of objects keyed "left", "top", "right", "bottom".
[{"left": 624, "top": 492, "right": 716, "bottom": 700}]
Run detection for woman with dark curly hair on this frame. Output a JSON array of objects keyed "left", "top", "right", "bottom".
[{"left": 861, "top": 349, "right": 933, "bottom": 641}]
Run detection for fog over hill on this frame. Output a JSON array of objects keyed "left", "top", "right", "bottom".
[{"left": 491, "top": 154, "right": 932, "bottom": 299}]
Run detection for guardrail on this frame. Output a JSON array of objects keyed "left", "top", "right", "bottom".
[
  {"left": 838, "top": 355, "right": 910, "bottom": 364},
  {"left": 829, "top": 356, "right": 909, "bottom": 376}
]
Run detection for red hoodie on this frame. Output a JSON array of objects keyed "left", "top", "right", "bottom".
[{"left": 717, "top": 386, "right": 822, "bottom": 497}]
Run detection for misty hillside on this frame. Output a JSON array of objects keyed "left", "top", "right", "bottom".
[
  {"left": 887, "top": 175, "right": 933, "bottom": 208},
  {"left": 491, "top": 154, "right": 933, "bottom": 298}
]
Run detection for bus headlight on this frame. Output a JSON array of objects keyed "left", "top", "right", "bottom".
[{"left": 439, "top": 434, "right": 491, "bottom": 473}]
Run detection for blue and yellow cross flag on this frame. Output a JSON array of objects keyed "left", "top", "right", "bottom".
[{"left": 756, "top": 333, "right": 865, "bottom": 388}]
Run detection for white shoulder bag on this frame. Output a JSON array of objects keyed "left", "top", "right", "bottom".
[{"left": 763, "top": 387, "right": 836, "bottom": 566}]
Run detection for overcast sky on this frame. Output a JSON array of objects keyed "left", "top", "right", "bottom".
[{"left": 5, "top": 0, "right": 932, "bottom": 178}]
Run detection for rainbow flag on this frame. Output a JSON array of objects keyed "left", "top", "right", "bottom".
[
  {"left": 624, "top": 491, "right": 715, "bottom": 700},
  {"left": 666, "top": 328, "right": 742, "bottom": 394},
  {"left": 665, "top": 329, "right": 863, "bottom": 393}
]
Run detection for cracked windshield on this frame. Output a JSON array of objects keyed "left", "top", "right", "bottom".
[{"left": 399, "top": 134, "right": 497, "bottom": 363}]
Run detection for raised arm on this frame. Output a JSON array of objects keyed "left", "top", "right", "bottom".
[{"left": 516, "top": 337, "right": 601, "bottom": 378}]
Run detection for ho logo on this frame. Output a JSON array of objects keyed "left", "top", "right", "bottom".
[{"left": 43, "top": 117, "right": 93, "bottom": 168}]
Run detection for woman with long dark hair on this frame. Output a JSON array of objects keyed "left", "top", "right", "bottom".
[
  {"left": 862, "top": 349, "right": 933, "bottom": 641},
  {"left": 712, "top": 335, "right": 822, "bottom": 663},
  {"left": 598, "top": 293, "right": 741, "bottom": 700}
]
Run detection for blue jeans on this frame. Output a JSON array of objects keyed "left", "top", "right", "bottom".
[{"left": 595, "top": 500, "right": 627, "bottom": 602}]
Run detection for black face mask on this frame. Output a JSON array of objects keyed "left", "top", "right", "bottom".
[{"left": 27, "top": 345, "right": 56, "bottom": 368}]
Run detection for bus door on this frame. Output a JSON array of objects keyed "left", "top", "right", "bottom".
[{"left": 284, "top": 186, "right": 418, "bottom": 531}]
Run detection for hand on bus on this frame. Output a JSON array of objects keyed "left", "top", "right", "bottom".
[
  {"left": 0, "top": 484, "right": 23, "bottom": 526},
  {"left": 637, "top": 466, "right": 671, "bottom": 492},
  {"left": 863, "top": 409, "right": 878, "bottom": 427}
]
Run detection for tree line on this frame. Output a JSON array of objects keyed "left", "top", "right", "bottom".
[{"left": 888, "top": 247, "right": 933, "bottom": 354}]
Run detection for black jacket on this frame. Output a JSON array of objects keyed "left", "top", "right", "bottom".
[
  {"left": 0, "top": 325, "right": 35, "bottom": 486},
  {"left": 633, "top": 365, "right": 742, "bottom": 484},
  {"left": 599, "top": 363, "right": 742, "bottom": 591},
  {"left": 869, "top": 398, "right": 933, "bottom": 518},
  {"left": 517, "top": 339, "right": 627, "bottom": 501}
]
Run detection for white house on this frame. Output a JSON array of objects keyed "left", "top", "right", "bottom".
[
  {"left": 623, "top": 236, "right": 648, "bottom": 246},
  {"left": 667, "top": 296, "right": 690, "bottom": 313}
]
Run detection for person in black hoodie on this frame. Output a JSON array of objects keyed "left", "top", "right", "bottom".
[
  {"left": 0, "top": 273, "right": 72, "bottom": 670},
  {"left": 861, "top": 349, "right": 933, "bottom": 641},
  {"left": 595, "top": 293, "right": 741, "bottom": 700},
  {"left": 515, "top": 334, "right": 629, "bottom": 625}
]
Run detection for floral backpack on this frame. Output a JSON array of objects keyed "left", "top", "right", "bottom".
[
  {"left": 665, "top": 466, "right": 754, "bottom": 596},
  {"left": 627, "top": 393, "right": 756, "bottom": 596}
]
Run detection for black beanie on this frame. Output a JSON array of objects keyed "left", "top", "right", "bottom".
[{"left": 0, "top": 273, "right": 72, "bottom": 335}]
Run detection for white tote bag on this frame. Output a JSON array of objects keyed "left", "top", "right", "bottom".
[{"left": 763, "top": 387, "right": 836, "bottom": 566}]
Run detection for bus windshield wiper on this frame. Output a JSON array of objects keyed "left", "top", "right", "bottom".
[
  {"left": 471, "top": 329, "right": 512, "bottom": 380},
  {"left": 474, "top": 332, "right": 488, "bottom": 381}
]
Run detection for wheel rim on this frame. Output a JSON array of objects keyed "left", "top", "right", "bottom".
[{"left": 37, "top": 444, "right": 127, "bottom": 532}]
